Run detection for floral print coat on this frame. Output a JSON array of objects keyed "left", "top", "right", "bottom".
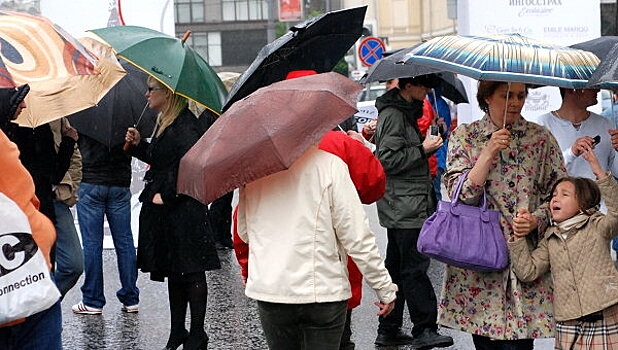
[{"left": 440, "top": 115, "right": 567, "bottom": 340}]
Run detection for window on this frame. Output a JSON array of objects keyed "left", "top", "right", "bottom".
[
  {"left": 175, "top": 0, "right": 204, "bottom": 23},
  {"left": 222, "top": 0, "right": 268, "bottom": 21},
  {"left": 186, "top": 32, "right": 222, "bottom": 67}
]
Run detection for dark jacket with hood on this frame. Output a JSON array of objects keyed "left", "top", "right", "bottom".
[
  {"left": 128, "top": 107, "right": 220, "bottom": 280},
  {"left": 374, "top": 87, "right": 436, "bottom": 229},
  {"left": 1, "top": 85, "right": 75, "bottom": 223}
]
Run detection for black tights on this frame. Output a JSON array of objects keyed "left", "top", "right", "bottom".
[{"left": 167, "top": 273, "right": 208, "bottom": 350}]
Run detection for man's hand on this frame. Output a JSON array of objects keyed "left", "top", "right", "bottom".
[
  {"left": 363, "top": 119, "right": 377, "bottom": 136},
  {"left": 346, "top": 130, "right": 365, "bottom": 143},
  {"left": 571, "top": 136, "right": 595, "bottom": 156},
  {"left": 422, "top": 134, "right": 443, "bottom": 153},
  {"left": 375, "top": 300, "right": 396, "bottom": 317}
]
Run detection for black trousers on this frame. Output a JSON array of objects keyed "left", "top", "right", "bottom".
[
  {"left": 257, "top": 300, "right": 347, "bottom": 350},
  {"left": 339, "top": 309, "right": 354, "bottom": 350},
  {"left": 472, "top": 335, "right": 534, "bottom": 350},
  {"left": 378, "top": 228, "right": 438, "bottom": 336}
]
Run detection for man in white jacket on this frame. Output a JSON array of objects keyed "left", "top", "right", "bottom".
[{"left": 237, "top": 145, "right": 397, "bottom": 350}]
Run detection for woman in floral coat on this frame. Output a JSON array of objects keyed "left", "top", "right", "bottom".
[{"left": 441, "top": 81, "right": 567, "bottom": 349}]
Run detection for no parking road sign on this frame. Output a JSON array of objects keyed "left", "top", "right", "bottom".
[{"left": 358, "top": 37, "right": 385, "bottom": 67}]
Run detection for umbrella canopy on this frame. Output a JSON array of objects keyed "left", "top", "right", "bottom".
[
  {"left": 222, "top": 6, "right": 367, "bottom": 111},
  {"left": 586, "top": 44, "right": 618, "bottom": 89},
  {"left": 66, "top": 38, "right": 157, "bottom": 149},
  {"left": 404, "top": 34, "right": 599, "bottom": 88},
  {"left": 89, "top": 25, "right": 227, "bottom": 115},
  {"left": 0, "top": 11, "right": 125, "bottom": 127},
  {"left": 570, "top": 36, "right": 618, "bottom": 60},
  {"left": 360, "top": 48, "right": 468, "bottom": 104},
  {"left": 178, "top": 72, "right": 362, "bottom": 204}
]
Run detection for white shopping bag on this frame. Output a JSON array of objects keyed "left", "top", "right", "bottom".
[{"left": 0, "top": 192, "right": 60, "bottom": 324}]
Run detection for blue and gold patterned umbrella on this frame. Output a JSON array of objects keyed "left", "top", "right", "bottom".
[{"left": 404, "top": 34, "right": 599, "bottom": 88}]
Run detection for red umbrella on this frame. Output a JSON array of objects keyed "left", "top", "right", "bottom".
[{"left": 177, "top": 72, "right": 362, "bottom": 204}]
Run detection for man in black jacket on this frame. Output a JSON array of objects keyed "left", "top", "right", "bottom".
[
  {"left": 374, "top": 76, "right": 453, "bottom": 348},
  {"left": 71, "top": 134, "right": 139, "bottom": 315}
]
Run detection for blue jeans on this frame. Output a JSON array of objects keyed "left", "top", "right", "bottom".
[
  {"left": 76, "top": 183, "right": 139, "bottom": 309},
  {"left": 0, "top": 301, "right": 62, "bottom": 349},
  {"left": 53, "top": 200, "right": 84, "bottom": 296},
  {"left": 432, "top": 167, "right": 444, "bottom": 202}
]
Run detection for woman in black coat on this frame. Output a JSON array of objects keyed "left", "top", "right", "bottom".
[{"left": 125, "top": 77, "right": 220, "bottom": 350}]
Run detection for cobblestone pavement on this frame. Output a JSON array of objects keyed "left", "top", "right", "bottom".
[{"left": 60, "top": 204, "right": 554, "bottom": 349}]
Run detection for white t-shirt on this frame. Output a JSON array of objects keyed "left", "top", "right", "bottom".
[{"left": 536, "top": 112, "right": 618, "bottom": 179}]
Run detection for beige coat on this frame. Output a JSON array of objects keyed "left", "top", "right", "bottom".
[
  {"left": 508, "top": 175, "right": 618, "bottom": 321},
  {"left": 238, "top": 147, "right": 397, "bottom": 305},
  {"left": 49, "top": 119, "right": 81, "bottom": 206}
]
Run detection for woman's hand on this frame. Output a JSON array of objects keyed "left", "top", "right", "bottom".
[
  {"left": 512, "top": 208, "right": 537, "bottom": 237},
  {"left": 582, "top": 148, "right": 607, "bottom": 180},
  {"left": 482, "top": 128, "right": 511, "bottom": 159},
  {"left": 125, "top": 127, "right": 141, "bottom": 146},
  {"left": 152, "top": 193, "right": 164, "bottom": 205}
]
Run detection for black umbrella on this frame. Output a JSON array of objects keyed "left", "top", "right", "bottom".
[
  {"left": 67, "top": 60, "right": 158, "bottom": 149},
  {"left": 586, "top": 43, "right": 618, "bottom": 89},
  {"left": 360, "top": 48, "right": 469, "bottom": 104},
  {"left": 570, "top": 36, "right": 618, "bottom": 60},
  {"left": 223, "top": 6, "right": 367, "bottom": 112}
]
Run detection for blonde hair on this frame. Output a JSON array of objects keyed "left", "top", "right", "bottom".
[{"left": 148, "top": 76, "right": 188, "bottom": 137}]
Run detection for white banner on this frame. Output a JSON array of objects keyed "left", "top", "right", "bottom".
[
  {"left": 456, "top": 0, "right": 601, "bottom": 125},
  {"left": 40, "top": 0, "right": 175, "bottom": 37}
]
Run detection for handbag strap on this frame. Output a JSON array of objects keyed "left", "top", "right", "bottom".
[{"left": 451, "top": 170, "right": 489, "bottom": 210}]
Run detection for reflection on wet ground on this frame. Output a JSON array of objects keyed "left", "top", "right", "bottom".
[{"left": 61, "top": 205, "right": 553, "bottom": 349}]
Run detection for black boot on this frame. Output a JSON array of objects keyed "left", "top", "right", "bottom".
[
  {"left": 165, "top": 280, "right": 189, "bottom": 350},
  {"left": 163, "top": 329, "right": 188, "bottom": 350},
  {"left": 410, "top": 328, "right": 454, "bottom": 349},
  {"left": 375, "top": 329, "right": 414, "bottom": 346},
  {"left": 184, "top": 331, "right": 208, "bottom": 350}
]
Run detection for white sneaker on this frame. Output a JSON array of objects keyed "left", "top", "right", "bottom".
[
  {"left": 121, "top": 304, "right": 139, "bottom": 313},
  {"left": 72, "top": 301, "right": 102, "bottom": 315}
]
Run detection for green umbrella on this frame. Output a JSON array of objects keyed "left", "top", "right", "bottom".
[{"left": 89, "top": 25, "right": 227, "bottom": 115}]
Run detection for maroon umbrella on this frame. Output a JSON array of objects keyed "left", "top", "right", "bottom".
[{"left": 177, "top": 72, "right": 362, "bottom": 204}]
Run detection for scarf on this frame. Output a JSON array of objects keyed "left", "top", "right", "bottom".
[{"left": 555, "top": 208, "right": 597, "bottom": 234}]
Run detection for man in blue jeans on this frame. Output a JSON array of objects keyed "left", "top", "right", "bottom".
[{"left": 72, "top": 133, "right": 139, "bottom": 314}]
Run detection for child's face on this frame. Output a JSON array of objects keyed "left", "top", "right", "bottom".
[{"left": 550, "top": 181, "right": 580, "bottom": 223}]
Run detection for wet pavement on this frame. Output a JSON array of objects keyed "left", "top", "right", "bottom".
[{"left": 60, "top": 204, "right": 554, "bottom": 349}]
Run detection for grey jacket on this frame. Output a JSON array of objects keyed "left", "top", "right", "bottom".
[{"left": 374, "top": 88, "right": 435, "bottom": 229}]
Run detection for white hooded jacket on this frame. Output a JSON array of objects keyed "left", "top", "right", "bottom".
[{"left": 238, "top": 146, "right": 397, "bottom": 305}]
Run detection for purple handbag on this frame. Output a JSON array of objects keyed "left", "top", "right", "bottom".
[{"left": 417, "top": 172, "right": 509, "bottom": 271}]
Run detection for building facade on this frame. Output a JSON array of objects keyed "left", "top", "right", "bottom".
[
  {"left": 175, "top": 0, "right": 343, "bottom": 72},
  {"left": 343, "top": 0, "right": 456, "bottom": 50}
]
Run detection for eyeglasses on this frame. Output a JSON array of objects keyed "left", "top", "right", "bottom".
[{"left": 147, "top": 86, "right": 163, "bottom": 92}]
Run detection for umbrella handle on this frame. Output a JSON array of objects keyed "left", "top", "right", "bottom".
[
  {"left": 181, "top": 30, "right": 192, "bottom": 44},
  {"left": 123, "top": 141, "right": 132, "bottom": 152}
]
